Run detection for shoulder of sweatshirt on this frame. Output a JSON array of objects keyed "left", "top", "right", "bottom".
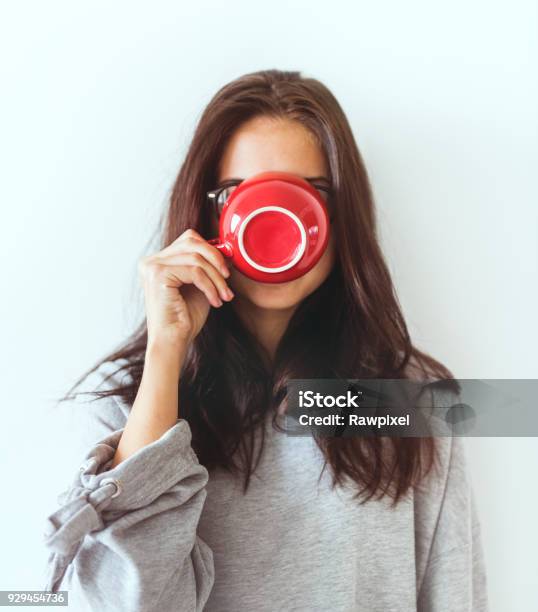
[{"left": 412, "top": 386, "right": 480, "bottom": 564}]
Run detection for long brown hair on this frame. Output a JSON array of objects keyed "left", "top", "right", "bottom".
[{"left": 65, "top": 69, "right": 458, "bottom": 506}]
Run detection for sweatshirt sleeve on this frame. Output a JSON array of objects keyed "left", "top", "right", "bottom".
[
  {"left": 416, "top": 432, "right": 489, "bottom": 612},
  {"left": 42, "top": 359, "right": 215, "bottom": 612}
]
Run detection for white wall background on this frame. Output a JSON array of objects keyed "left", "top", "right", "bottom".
[{"left": 1, "top": 1, "right": 537, "bottom": 610}]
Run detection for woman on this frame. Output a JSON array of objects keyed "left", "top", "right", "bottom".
[{"left": 44, "top": 69, "right": 488, "bottom": 611}]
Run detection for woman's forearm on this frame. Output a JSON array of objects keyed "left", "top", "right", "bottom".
[{"left": 110, "top": 338, "right": 188, "bottom": 468}]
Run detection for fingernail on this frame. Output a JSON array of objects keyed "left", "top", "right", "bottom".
[
  {"left": 221, "top": 266, "right": 230, "bottom": 278},
  {"left": 226, "top": 288, "right": 234, "bottom": 300}
]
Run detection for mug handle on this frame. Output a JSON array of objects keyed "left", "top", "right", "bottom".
[{"left": 208, "top": 238, "right": 233, "bottom": 258}]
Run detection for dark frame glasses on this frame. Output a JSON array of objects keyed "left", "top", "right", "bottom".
[{"left": 206, "top": 178, "right": 334, "bottom": 220}]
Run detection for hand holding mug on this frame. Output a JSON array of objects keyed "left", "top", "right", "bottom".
[{"left": 138, "top": 229, "right": 234, "bottom": 347}]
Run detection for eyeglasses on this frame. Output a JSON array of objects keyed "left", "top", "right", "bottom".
[{"left": 206, "top": 178, "right": 334, "bottom": 220}]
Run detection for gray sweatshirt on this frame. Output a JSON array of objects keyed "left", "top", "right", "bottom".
[{"left": 43, "top": 359, "right": 489, "bottom": 611}]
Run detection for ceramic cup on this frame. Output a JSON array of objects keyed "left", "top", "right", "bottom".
[{"left": 208, "top": 171, "right": 330, "bottom": 283}]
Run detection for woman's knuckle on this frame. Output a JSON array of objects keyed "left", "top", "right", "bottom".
[
  {"left": 138, "top": 255, "right": 151, "bottom": 274},
  {"left": 192, "top": 266, "right": 205, "bottom": 282},
  {"left": 144, "top": 260, "right": 164, "bottom": 281}
]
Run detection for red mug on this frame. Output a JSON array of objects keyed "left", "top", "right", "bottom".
[{"left": 209, "top": 171, "right": 330, "bottom": 283}]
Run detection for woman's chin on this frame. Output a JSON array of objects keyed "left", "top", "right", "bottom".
[
  {"left": 228, "top": 251, "right": 334, "bottom": 312},
  {"left": 231, "top": 273, "right": 308, "bottom": 311}
]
